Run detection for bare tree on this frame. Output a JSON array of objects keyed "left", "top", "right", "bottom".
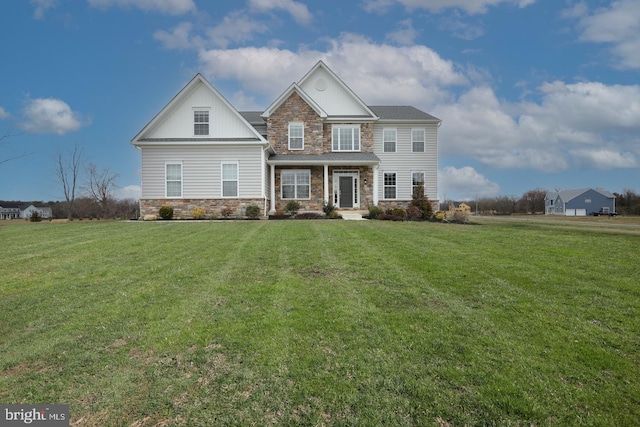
[
  {"left": 55, "top": 143, "right": 83, "bottom": 219},
  {"left": 0, "top": 130, "right": 30, "bottom": 166},
  {"left": 85, "top": 163, "right": 119, "bottom": 218}
]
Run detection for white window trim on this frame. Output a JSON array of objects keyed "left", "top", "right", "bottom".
[
  {"left": 281, "top": 169, "right": 311, "bottom": 200},
  {"left": 383, "top": 171, "right": 397, "bottom": 200},
  {"left": 288, "top": 122, "right": 304, "bottom": 150},
  {"left": 165, "top": 162, "right": 183, "bottom": 198},
  {"left": 193, "top": 107, "right": 211, "bottom": 137},
  {"left": 221, "top": 162, "right": 239, "bottom": 198},
  {"left": 411, "top": 171, "right": 425, "bottom": 195},
  {"left": 383, "top": 128, "right": 397, "bottom": 153},
  {"left": 411, "top": 128, "right": 426, "bottom": 153},
  {"left": 332, "top": 124, "right": 361, "bottom": 152}
]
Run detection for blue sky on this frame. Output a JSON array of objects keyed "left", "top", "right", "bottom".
[{"left": 1, "top": 0, "right": 639, "bottom": 202}]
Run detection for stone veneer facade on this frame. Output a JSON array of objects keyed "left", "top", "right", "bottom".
[
  {"left": 140, "top": 198, "right": 267, "bottom": 219},
  {"left": 268, "top": 92, "right": 377, "bottom": 212}
]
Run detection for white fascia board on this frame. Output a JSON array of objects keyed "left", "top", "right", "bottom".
[{"left": 261, "top": 83, "right": 327, "bottom": 119}]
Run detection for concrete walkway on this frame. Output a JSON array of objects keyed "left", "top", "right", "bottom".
[{"left": 340, "top": 210, "right": 368, "bottom": 220}]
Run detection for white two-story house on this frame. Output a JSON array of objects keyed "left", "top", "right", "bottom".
[{"left": 132, "top": 61, "right": 440, "bottom": 217}]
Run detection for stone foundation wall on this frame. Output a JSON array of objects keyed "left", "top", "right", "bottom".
[{"left": 140, "top": 198, "right": 267, "bottom": 219}]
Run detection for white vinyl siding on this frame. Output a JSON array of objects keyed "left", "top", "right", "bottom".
[
  {"left": 289, "top": 122, "right": 304, "bottom": 150},
  {"left": 141, "top": 146, "right": 264, "bottom": 199},
  {"left": 373, "top": 124, "right": 438, "bottom": 201},
  {"left": 332, "top": 125, "right": 360, "bottom": 151},
  {"left": 281, "top": 170, "right": 310, "bottom": 200},
  {"left": 383, "top": 128, "right": 396, "bottom": 153},
  {"left": 412, "top": 128, "right": 425, "bottom": 152},
  {"left": 145, "top": 81, "right": 258, "bottom": 140},
  {"left": 165, "top": 163, "right": 182, "bottom": 197},
  {"left": 383, "top": 172, "right": 397, "bottom": 199},
  {"left": 221, "top": 162, "right": 238, "bottom": 197}
]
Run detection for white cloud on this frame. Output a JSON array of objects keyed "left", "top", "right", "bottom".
[
  {"left": 437, "top": 12, "right": 485, "bottom": 40},
  {"left": 439, "top": 166, "right": 500, "bottom": 200},
  {"left": 114, "top": 185, "right": 141, "bottom": 200},
  {"left": 206, "top": 11, "right": 270, "bottom": 49},
  {"left": 0, "top": 107, "right": 10, "bottom": 120},
  {"left": 30, "top": 0, "right": 57, "bottom": 20},
  {"left": 386, "top": 19, "right": 420, "bottom": 45},
  {"left": 437, "top": 80, "right": 640, "bottom": 171},
  {"left": 20, "top": 98, "right": 85, "bottom": 135},
  {"left": 153, "top": 22, "right": 196, "bottom": 50},
  {"left": 197, "top": 33, "right": 467, "bottom": 106},
  {"left": 572, "top": 0, "right": 640, "bottom": 69},
  {"left": 87, "top": 0, "right": 196, "bottom": 15},
  {"left": 248, "top": 0, "right": 313, "bottom": 25},
  {"left": 569, "top": 149, "right": 637, "bottom": 170},
  {"left": 194, "top": 34, "right": 637, "bottom": 175},
  {"left": 363, "top": 0, "right": 535, "bottom": 15}
]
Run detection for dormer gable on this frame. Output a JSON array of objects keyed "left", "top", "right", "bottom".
[
  {"left": 261, "top": 83, "right": 327, "bottom": 119},
  {"left": 297, "top": 61, "right": 378, "bottom": 120},
  {"left": 132, "top": 74, "right": 267, "bottom": 145}
]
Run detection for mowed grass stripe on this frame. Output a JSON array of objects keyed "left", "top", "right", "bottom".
[{"left": 0, "top": 220, "right": 638, "bottom": 426}]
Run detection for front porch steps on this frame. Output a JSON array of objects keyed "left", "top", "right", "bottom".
[{"left": 339, "top": 210, "right": 368, "bottom": 220}]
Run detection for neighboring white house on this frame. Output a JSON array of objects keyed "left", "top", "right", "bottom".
[
  {"left": 545, "top": 188, "right": 616, "bottom": 216},
  {"left": 20, "top": 204, "right": 53, "bottom": 219},
  {"left": 132, "top": 61, "right": 441, "bottom": 218},
  {"left": 0, "top": 203, "right": 53, "bottom": 219}
]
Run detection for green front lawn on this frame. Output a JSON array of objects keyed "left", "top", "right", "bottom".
[{"left": 1, "top": 220, "right": 638, "bottom": 426}]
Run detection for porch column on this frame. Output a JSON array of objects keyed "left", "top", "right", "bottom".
[
  {"left": 372, "top": 165, "right": 379, "bottom": 206},
  {"left": 324, "top": 164, "right": 329, "bottom": 205},
  {"left": 269, "top": 163, "right": 276, "bottom": 214}
]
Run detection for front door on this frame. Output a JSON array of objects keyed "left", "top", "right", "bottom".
[{"left": 339, "top": 176, "right": 353, "bottom": 208}]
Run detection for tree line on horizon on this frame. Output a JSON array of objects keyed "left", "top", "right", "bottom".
[{"left": 444, "top": 188, "right": 640, "bottom": 216}]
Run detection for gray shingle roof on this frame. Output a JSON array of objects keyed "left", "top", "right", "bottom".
[
  {"left": 368, "top": 106, "right": 440, "bottom": 121},
  {"left": 268, "top": 152, "right": 380, "bottom": 165}
]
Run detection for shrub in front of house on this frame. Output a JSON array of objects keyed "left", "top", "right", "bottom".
[
  {"left": 328, "top": 210, "right": 341, "bottom": 219},
  {"left": 377, "top": 213, "right": 405, "bottom": 221},
  {"left": 407, "top": 206, "right": 423, "bottom": 220},
  {"left": 245, "top": 204, "right": 261, "bottom": 219},
  {"left": 191, "top": 207, "right": 206, "bottom": 219},
  {"left": 386, "top": 207, "right": 407, "bottom": 218},
  {"left": 295, "top": 212, "right": 324, "bottom": 219},
  {"left": 220, "top": 206, "right": 235, "bottom": 219},
  {"left": 285, "top": 200, "right": 301, "bottom": 216},
  {"left": 158, "top": 205, "right": 174, "bottom": 220},
  {"left": 434, "top": 211, "right": 447, "bottom": 221},
  {"left": 322, "top": 201, "right": 336, "bottom": 217},
  {"left": 368, "top": 205, "right": 384, "bottom": 219},
  {"left": 411, "top": 183, "right": 433, "bottom": 219}
]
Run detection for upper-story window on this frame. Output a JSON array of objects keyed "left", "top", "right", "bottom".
[
  {"left": 383, "top": 128, "right": 396, "bottom": 153},
  {"left": 289, "top": 122, "right": 304, "bottom": 150},
  {"left": 412, "top": 128, "right": 425, "bottom": 152},
  {"left": 194, "top": 110, "right": 210, "bottom": 136},
  {"left": 332, "top": 125, "right": 360, "bottom": 151}
]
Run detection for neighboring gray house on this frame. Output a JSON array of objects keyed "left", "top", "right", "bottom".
[{"left": 545, "top": 188, "right": 616, "bottom": 216}]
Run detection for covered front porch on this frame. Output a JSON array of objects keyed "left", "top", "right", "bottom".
[{"left": 267, "top": 153, "right": 380, "bottom": 214}]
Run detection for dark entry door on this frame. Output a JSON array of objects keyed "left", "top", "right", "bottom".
[{"left": 339, "top": 176, "right": 353, "bottom": 208}]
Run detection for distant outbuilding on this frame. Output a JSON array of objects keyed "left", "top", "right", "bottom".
[{"left": 545, "top": 188, "right": 616, "bottom": 216}]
